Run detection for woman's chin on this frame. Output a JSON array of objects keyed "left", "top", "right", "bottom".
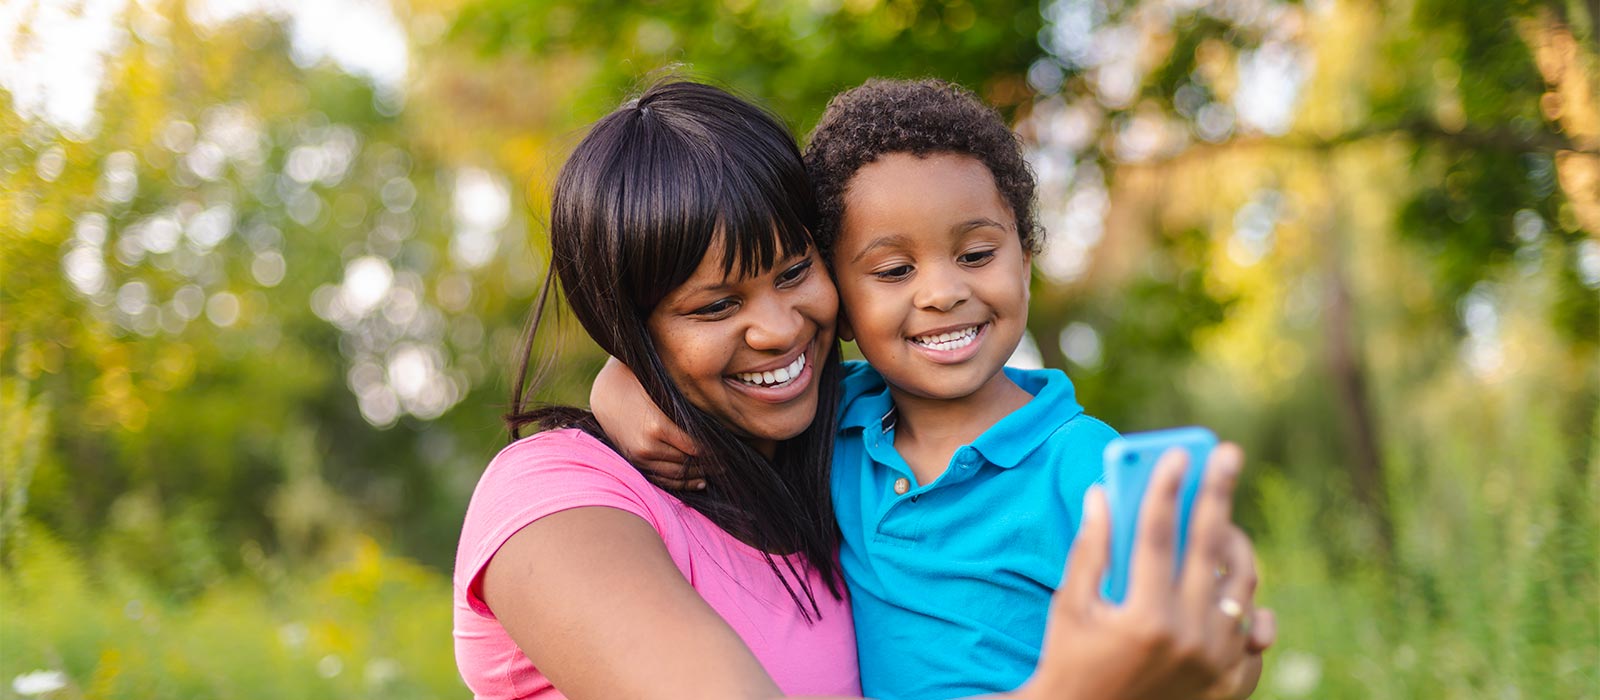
[{"left": 732, "top": 413, "right": 815, "bottom": 450}]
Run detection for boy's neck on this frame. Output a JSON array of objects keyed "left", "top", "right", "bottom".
[{"left": 887, "top": 368, "right": 1034, "bottom": 486}]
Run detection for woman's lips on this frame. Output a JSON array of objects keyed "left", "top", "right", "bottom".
[{"left": 725, "top": 347, "right": 814, "bottom": 403}]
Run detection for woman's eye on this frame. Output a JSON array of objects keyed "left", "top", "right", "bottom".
[
  {"left": 873, "top": 265, "right": 913, "bottom": 281},
  {"left": 959, "top": 250, "right": 996, "bottom": 266},
  {"left": 693, "top": 299, "right": 738, "bottom": 317},
  {"left": 777, "top": 259, "right": 813, "bottom": 286}
]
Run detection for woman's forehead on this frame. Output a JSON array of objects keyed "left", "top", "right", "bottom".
[{"left": 671, "top": 231, "right": 807, "bottom": 295}]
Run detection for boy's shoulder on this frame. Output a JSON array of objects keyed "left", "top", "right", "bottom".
[
  {"left": 964, "top": 366, "right": 1116, "bottom": 465},
  {"left": 837, "top": 359, "right": 888, "bottom": 421}
]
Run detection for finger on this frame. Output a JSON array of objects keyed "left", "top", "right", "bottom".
[
  {"left": 636, "top": 443, "right": 694, "bottom": 468},
  {"left": 658, "top": 420, "right": 701, "bottom": 458},
  {"left": 1059, "top": 486, "right": 1112, "bottom": 616},
  {"left": 643, "top": 464, "right": 707, "bottom": 491},
  {"left": 1180, "top": 444, "right": 1243, "bottom": 601},
  {"left": 1245, "top": 608, "right": 1276, "bottom": 653},
  {"left": 1213, "top": 528, "right": 1259, "bottom": 642},
  {"left": 1126, "top": 448, "right": 1188, "bottom": 605}
]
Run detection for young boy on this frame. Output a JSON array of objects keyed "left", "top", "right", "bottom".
[
  {"left": 593, "top": 78, "right": 1267, "bottom": 699},
  {"left": 803, "top": 79, "right": 1113, "bottom": 699}
]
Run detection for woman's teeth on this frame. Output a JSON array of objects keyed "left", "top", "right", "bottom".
[
  {"left": 912, "top": 325, "right": 980, "bottom": 351},
  {"left": 735, "top": 353, "right": 806, "bottom": 387}
]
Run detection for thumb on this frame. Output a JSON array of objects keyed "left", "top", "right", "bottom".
[
  {"left": 1246, "top": 607, "right": 1277, "bottom": 653},
  {"left": 1060, "top": 485, "right": 1111, "bottom": 612}
]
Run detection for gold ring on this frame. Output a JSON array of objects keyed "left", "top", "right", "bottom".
[
  {"left": 1218, "top": 597, "right": 1243, "bottom": 620},
  {"left": 1218, "top": 597, "right": 1251, "bottom": 636}
]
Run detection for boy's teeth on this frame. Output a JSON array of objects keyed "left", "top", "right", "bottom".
[
  {"left": 913, "top": 325, "right": 980, "bottom": 350},
  {"left": 736, "top": 353, "right": 806, "bottom": 387}
]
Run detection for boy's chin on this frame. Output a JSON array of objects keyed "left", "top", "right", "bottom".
[{"left": 888, "top": 364, "right": 1007, "bottom": 402}]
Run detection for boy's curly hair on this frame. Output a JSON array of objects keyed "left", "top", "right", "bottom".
[{"left": 803, "top": 78, "right": 1040, "bottom": 258}]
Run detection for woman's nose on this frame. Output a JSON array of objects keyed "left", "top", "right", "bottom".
[{"left": 744, "top": 295, "right": 805, "bottom": 351}]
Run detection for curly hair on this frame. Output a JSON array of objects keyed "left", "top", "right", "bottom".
[{"left": 803, "top": 78, "right": 1040, "bottom": 259}]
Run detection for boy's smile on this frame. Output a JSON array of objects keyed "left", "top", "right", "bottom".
[{"left": 833, "top": 152, "right": 1032, "bottom": 406}]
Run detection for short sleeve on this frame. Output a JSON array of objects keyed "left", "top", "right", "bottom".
[
  {"left": 1053, "top": 415, "right": 1118, "bottom": 528},
  {"left": 454, "top": 429, "right": 663, "bottom": 617}
]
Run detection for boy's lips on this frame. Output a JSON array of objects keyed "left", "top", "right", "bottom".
[{"left": 906, "top": 322, "right": 989, "bottom": 364}]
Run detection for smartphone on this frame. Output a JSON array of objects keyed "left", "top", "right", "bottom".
[{"left": 1100, "top": 426, "right": 1217, "bottom": 604}]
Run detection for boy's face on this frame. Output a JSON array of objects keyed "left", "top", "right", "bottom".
[{"left": 830, "top": 152, "right": 1030, "bottom": 403}]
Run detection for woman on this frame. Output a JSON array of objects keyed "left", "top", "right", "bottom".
[{"left": 453, "top": 80, "right": 1260, "bottom": 699}]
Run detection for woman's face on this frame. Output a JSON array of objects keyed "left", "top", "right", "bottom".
[{"left": 645, "top": 242, "right": 838, "bottom": 456}]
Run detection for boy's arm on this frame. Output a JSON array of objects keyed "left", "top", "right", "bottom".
[{"left": 590, "top": 357, "right": 706, "bottom": 490}]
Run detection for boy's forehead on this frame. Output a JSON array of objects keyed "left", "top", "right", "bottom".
[{"left": 833, "top": 154, "right": 1014, "bottom": 248}]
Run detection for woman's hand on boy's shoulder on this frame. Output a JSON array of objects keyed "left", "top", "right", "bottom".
[{"left": 591, "top": 356, "right": 707, "bottom": 490}]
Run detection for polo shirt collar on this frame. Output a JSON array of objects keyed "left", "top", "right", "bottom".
[{"left": 838, "top": 366, "right": 1084, "bottom": 469}]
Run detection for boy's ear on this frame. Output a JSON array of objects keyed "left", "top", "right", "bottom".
[
  {"left": 1021, "top": 250, "right": 1034, "bottom": 300},
  {"left": 837, "top": 309, "right": 856, "bottom": 342}
]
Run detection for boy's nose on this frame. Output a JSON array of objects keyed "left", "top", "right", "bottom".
[{"left": 913, "top": 265, "right": 971, "bottom": 313}]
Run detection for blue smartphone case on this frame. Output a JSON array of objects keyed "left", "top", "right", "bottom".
[{"left": 1100, "top": 426, "right": 1217, "bottom": 604}]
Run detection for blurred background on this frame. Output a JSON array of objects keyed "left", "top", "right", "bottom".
[{"left": 1, "top": 0, "right": 1596, "bottom": 697}]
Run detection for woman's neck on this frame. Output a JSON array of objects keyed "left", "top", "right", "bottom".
[{"left": 748, "top": 438, "right": 778, "bottom": 460}]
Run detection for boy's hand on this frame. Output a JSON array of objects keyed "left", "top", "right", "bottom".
[
  {"left": 1017, "top": 444, "right": 1268, "bottom": 700},
  {"left": 590, "top": 357, "right": 706, "bottom": 490}
]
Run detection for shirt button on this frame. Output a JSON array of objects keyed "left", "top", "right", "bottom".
[{"left": 893, "top": 477, "right": 910, "bottom": 495}]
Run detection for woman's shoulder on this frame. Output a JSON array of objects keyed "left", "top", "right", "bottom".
[
  {"left": 465, "top": 429, "right": 666, "bottom": 538},
  {"left": 487, "top": 427, "right": 635, "bottom": 477},
  {"left": 487, "top": 426, "right": 656, "bottom": 488},
  {"left": 457, "top": 428, "right": 670, "bottom": 586}
]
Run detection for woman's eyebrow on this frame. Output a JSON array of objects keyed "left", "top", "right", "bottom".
[{"left": 849, "top": 233, "right": 916, "bottom": 264}]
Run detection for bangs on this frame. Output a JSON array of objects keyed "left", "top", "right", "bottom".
[
  {"left": 615, "top": 107, "right": 818, "bottom": 311},
  {"left": 712, "top": 148, "right": 815, "bottom": 280}
]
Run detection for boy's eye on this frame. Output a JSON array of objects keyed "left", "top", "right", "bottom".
[
  {"left": 958, "top": 250, "right": 996, "bottom": 266},
  {"left": 777, "top": 259, "right": 813, "bottom": 286},
  {"left": 872, "top": 264, "right": 914, "bottom": 281},
  {"left": 692, "top": 299, "right": 739, "bottom": 317}
]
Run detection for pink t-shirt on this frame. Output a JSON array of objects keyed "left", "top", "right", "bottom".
[{"left": 452, "top": 429, "right": 860, "bottom": 699}]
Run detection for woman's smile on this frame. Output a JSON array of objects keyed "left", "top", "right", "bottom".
[{"left": 727, "top": 347, "right": 814, "bottom": 402}]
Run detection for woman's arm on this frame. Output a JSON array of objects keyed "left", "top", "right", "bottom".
[{"left": 482, "top": 505, "right": 779, "bottom": 699}]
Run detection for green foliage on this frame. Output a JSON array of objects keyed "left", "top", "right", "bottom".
[
  {"left": 448, "top": 0, "right": 1044, "bottom": 130},
  {"left": 0, "top": 529, "right": 458, "bottom": 699}
]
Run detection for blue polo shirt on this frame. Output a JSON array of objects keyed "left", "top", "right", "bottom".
[{"left": 833, "top": 361, "right": 1116, "bottom": 700}]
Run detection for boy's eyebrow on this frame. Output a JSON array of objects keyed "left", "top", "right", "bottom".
[
  {"left": 955, "top": 217, "right": 1009, "bottom": 235},
  {"left": 849, "top": 234, "right": 916, "bottom": 263}
]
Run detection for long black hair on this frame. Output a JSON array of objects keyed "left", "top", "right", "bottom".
[{"left": 506, "top": 81, "right": 844, "bottom": 619}]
